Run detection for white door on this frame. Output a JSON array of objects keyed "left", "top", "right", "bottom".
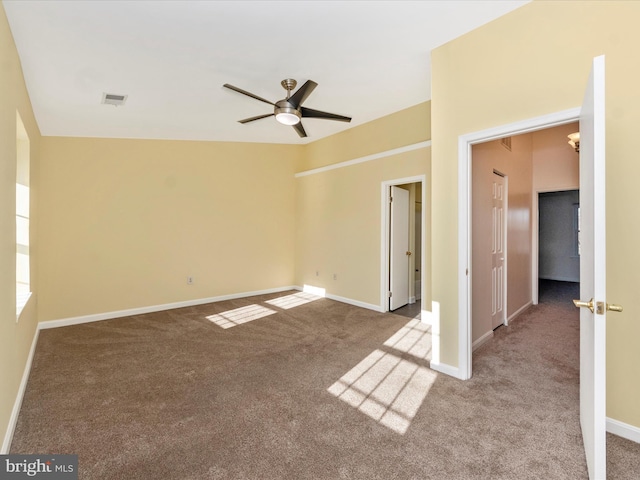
[
  {"left": 491, "top": 173, "right": 506, "bottom": 329},
  {"left": 574, "top": 54, "right": 618, "bottom": 480},
  {"left": 390, "top": 186, "right": 410, "bottom": 310}
]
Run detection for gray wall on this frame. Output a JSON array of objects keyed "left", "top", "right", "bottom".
[{"left": 539, "top": 190, "right": 580, "bottom": 282}]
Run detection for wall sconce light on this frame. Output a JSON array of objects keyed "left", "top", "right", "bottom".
[{"left": 568, "top": 132, "right": 580, "bottom": 153}]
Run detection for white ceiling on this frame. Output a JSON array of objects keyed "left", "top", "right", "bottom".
[{"left": 4, "top": 0, "right": 530, "bottom": 145}]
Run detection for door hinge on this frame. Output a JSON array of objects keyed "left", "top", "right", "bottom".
[
  {"left": 388, "top": 291, "right": 392, "bottom": 298},
  {"left": 389, "top": 196, "right": 393, "bottom": 203}
]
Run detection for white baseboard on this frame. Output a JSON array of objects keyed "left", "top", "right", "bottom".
[
  {"left": 1, "top": 328, "right": 40, "bottom": 454},
  {"left": 507, "top": 301, "right": 533, "bottom": 324},
  {"left": 39, "top": 286, "right": 300, "bottom": 329},
  {"left": 38, "top": 286, "right": 388, "bottom": 331},
  {"left": 429, "top": 361, "right": 464, "bottom": 379},
  {"left": 39, "top": 286, "right": 386, "bottom": 331},
  {"left": 472, "top": 330, "right": 494, "bottom": 351},
  {"left": 607, "top": 417, "right": 640, "bottom": 444},
  {"left": 325, "top": 293, "right": 384, "bottom": 313}
]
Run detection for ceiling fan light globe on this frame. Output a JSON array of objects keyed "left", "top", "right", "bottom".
[{"left": 275, "top": 112, "right": 301, "bottom": 125}]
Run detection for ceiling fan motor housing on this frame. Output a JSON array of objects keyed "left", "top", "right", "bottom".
[{"left": 274, "top": 99, "right": 301, "bottom": 125}]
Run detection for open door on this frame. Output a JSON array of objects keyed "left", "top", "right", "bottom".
[
  {"left": 573, "top": 54, "right": 622, "bottom": 480},
  {"left": 389, "top": 186, "right": 410, "bottom": 310},
  {"left": 491, "top": 172, "right": 506, "bottom": 329}
]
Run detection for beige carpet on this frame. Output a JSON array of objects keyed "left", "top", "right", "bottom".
[{"left": 10, "top": 284, "right": 640, "bottom": 479}]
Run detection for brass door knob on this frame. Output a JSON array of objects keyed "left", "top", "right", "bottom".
[
  {"left": 573, "top": 298, "right": 623, "bottom": 314},
  {"left": 573, "top": 298, "right": 594, "bottom": 313}
]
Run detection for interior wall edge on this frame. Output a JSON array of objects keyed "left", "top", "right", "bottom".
[{"left": 295, "top": 140, "right": 431, "bottom": 178}]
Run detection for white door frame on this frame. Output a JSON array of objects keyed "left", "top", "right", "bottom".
[
  {"left": 381, "top": 175, "right": 426, "bottom": 313},
  {"left": 457, "top": 108, "right": 580, "bottom": 380}
]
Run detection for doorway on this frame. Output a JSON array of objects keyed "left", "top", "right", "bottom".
[
  {"left": 535, "top": 189, "right": 580, "bottom": 304},
  {"left": 457, "top": 108, "right": 580, "bottom": 380},
  {"left": 469, "top": 124, "right": 579, "bottom": 356},
  {"left": 381, "top": 176, "right": 425, "bottom": 315}
]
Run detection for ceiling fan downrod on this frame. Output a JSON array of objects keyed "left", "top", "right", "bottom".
[{"left": 281, "top": 79, "right": 297, "bottom": 99}]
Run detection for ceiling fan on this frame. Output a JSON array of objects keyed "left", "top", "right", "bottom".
[{"left": 223, "top": 79, "right": 352, "bottom": 138}]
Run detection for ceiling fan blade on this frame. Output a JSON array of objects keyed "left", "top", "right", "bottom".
[
  {"left": 238, "top": 113, "right": 274, "bottom": 124},
  {"left": 293, "top": 122, "right": 307, "bottom": 138},
  {"left": 223, "top": 84, "right": 275, "bottom": 106},
  {"left": 301, "top": 107, "right": 351, "bottom": 123},
  {"left": 288, "top": 80, "right": 318, "bottom": 108}
]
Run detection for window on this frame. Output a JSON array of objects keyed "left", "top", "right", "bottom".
[{"left": 16, "top": 112, "right": 30, "bottom": 318}]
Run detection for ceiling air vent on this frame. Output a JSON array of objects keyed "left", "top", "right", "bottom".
[{"left": 101, "top": 93, "right": 128, "bottom": 106}]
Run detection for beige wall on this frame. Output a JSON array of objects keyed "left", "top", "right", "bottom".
[
  {"left": 295, "top": 103, "right": 431, "bottom": 309},
  {"left": 0, "top": 4, "right": 41, "bottom": 451},
  {"left": 533, "top": 122, "right": 580, "bottom": 192},
  {"left": 295, "top": 149, "right": 430, "bottom": 308},
  {"left": 472, "top": 134, "right": 533, "bottom": 343},
  {"left": 38, "top": 138, "right": 299, "bottom": 321},
  {"left": 432, "top": 0, "right": 640, "bottom": 428},
  {"left": 299, "top": 102, "right": 430, "bottom": 171}
]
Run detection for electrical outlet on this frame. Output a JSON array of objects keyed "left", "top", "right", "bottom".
[
  {"left": 187, "top": 276, "right": 193, "bottom": 285},
  {"left": 316, "top": 271, "right": 319, "bottom": 276},
  {"left": 333, "top": 273, "right": 337, "bottom": 280}
]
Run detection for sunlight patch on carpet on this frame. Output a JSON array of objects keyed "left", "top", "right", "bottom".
[
  {"left": 265, "top": 292, "right": 322, "bottom": 310},
  {"left": 206, "top": 304, "right": 276, "bottom": 329},
  {"left": 328, "top": 318, "right": 435, "bottom": 434},
  {"left": 383, "top": 318, "right": 431, "bottom": 361}
]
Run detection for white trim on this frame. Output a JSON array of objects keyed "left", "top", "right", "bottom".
[
  {"left": 295, "top": 140, "right": 431, "bottom": 178},
  {"left": 607, "top": 417, "right": 640, "bottom": 444},
  {"left": 381, "top": 175, "right": 427, "bottom": 313},
  {"left": 38, "top": 286, "right": 299, "bottom": 329},
  {"left": 458, "top": 134, "right": 473, "bottom": 380},
  {"left": 2, "top": 328, "right": 39, "bottom": 454},
  {"left": 458, "top": 107, "right": 580, "bottom": 381},
  {"left": 507, "top": 301, "right": 533, "bottom": 323},
  {"left": 472, "top": 330, "right": 494, "bottom": 351},
  {"left": 429, "top": 361, "right": 464, "bottom": 380},
  {"left": 37, "top": 286, "right": 387, "bottom": 330},
  {"left": 325, "top": 293, "right": 384, "bottom": 313}
]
